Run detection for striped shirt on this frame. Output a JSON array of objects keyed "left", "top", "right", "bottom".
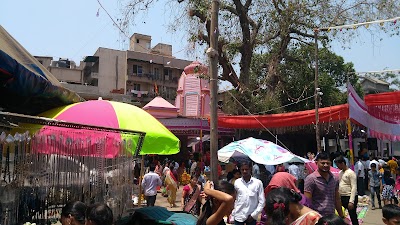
[{"left": 304, "top": 170, "right": 338, "bottom": 217}]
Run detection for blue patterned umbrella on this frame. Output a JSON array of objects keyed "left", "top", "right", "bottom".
[{"left": 218, "top": 137, "right": 309, "bottom": 165}]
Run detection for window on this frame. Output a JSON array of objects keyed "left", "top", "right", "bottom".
[
  {"left": 164, "top": 69, "right": 172, "bottom": 80},
  {"left": 136, "top": 39, "right": 140, "bottom": 43},
  {"left": 133, "top": 83, "right": 141, "bottom": 91},
  {"left": 154, "top": 68, "right": 160, "bottom": 80},
  {"left": 133, "top": 65, "right": 143, "bottom": 75}
]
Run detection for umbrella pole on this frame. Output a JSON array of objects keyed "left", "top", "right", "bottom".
[
  {"left": 346, "top": 119, "right": 354, "bottom": 166},
  {"left": 138, "top": 155, "right": 145, "bottom": 206}
]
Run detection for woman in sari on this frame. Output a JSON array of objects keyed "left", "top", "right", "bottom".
[
  {"left": 181, "top": 176, "right": 202, "bottom": 216},
  {"left": 265, "top": 187, "right": 321, "bottom": 225},
  {"left": 165, "top": 165, "right": 179, "bottom": 208},
  {"left": 177, "top": 161, "right": 186, "bottom": 184}
]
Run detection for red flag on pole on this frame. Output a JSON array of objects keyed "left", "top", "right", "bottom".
[{"left": 154, "top": 82, "right": 158, "bottom": 95}]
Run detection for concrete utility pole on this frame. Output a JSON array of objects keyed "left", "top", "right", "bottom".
[
  {"left": 208, "top": 0, "right": 220, "bottom": 182},
  {"left": 314, "top": 29, "right": 321, "bottom": 153}
]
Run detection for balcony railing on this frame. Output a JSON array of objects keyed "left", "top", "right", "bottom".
[{"left": 127, "top": 72, "right": 162, "bottom": 81}]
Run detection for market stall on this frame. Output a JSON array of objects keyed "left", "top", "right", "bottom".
[{"left": 0, "top": 99, "right": 180, "bottom": 225}]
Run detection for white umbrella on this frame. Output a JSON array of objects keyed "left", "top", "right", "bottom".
[{"left": 218, "top": 137, "right": 309, "bottom": 165}]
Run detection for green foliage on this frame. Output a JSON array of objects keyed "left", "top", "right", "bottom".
[
  {"left": 221, "top": 88, "right": 282, "bottom": 115},
  {"left": 121, "top": 0, "right": 397, "bottom": 115},
  {"left": 240, "top": 44, "right": 361, "bottom": 114}
]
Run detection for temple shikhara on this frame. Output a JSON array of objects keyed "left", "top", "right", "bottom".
[{"left": 143, "top": 61, "right": 233, "bottom": 153}]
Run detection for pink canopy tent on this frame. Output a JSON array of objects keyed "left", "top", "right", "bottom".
[{"left": 143, "top": 96, "right": 178, "bottom": 119}]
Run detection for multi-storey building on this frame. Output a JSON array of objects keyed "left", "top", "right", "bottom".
[{"left": 36, "top": 33, "right": 192, "bottom": 106}]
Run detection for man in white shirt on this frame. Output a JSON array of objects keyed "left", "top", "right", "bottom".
[
  {"left": 288, "top": 163, "right": 300, "bottom": 180},
  {"left": 288, "top": 162, "right": 300, "bottom": 187},
  {"left": 233, "top": 161, "right": 265, "bottom": 225},
  {"left": 142, "top": 164, "right": 162, "bottom": 207},
  {"left": 190, "top": 159, "right": 197, "bottom": 176},
  {"left": 336, "top": 156, "right": 358, "bottom": 225},
  {"left": 174, "top": 161, "right": 179, "bottom": 171},
  {"left": 354, "top": 157, "right": 365, "bottom": 196},
  {"left": 297, "top": 163, "right": 306, "bottom": 193}
]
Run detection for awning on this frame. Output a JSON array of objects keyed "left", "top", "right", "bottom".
[
  {"left": 217, "top": 104, "right": 349, "bottom": 129},
  {"left": 0, "top": 25, "right": 83, "bottom": 115},
  {"left": 364, "top": 91, "right": 400, "bottom": 106}
]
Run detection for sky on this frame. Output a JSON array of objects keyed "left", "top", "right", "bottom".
[{"left": 1, "top": 0, "right": 399, "bottom": 84}]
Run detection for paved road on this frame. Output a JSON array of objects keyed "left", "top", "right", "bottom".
[
  {"left": 148, "top": 186, "right": 185, "bottom": 210},
  {"left": 363, "top": 206, "right": 383, "bottom": 225}
]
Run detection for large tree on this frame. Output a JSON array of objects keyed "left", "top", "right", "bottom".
[
  {"left": 120, "top": 0, "right": 398, "bottom": 111},
  {"left": 221, "top": 45, "right": 363, "bottom": 115}
]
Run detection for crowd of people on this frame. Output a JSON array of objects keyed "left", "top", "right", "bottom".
[
  {"left": 140, "top": 149, "right": 400, "bottom": 225},
  {"left": 56, "top": 149, "right": 400, "bottom": 225}
]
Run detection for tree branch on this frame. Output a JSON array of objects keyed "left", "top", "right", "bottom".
[
  {"left": 190, "top": 9, "right": 207, "bottom": 23},
  {"left": 289, "top": 36, "right": 313, "bottom": 46},
  {"left": 218, "top": 41, "right": 240, "bottom": 87},
  {"left": 220, "top": 4, "right": 238, "bottom": 16},
  {"left": 244, "top": 0, "right": 252, "bottom": 11},
  {"left": 283, "top": 53, "right": 306, "bottom": 64},
  {"left": 272, "top": 0, "right": 282, "bottom": 14},
  {"left": 263, "top": 30, "right": 280, "bottom": 43}
]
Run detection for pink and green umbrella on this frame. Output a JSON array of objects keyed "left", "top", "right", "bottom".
[{"left": 26, "top": 100, "right": 180, "bottom": 158}]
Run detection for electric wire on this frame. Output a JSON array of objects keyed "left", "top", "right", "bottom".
[{"left": 223, "top": 88, "right": 293, "bottom": 151}]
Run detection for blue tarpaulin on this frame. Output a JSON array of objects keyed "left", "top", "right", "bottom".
[
  {"left": 132, "top": 206, "right": 197, "bottom": 225},
  {"left": 0, "top": 25, "right": 83, "bottom": 115}
]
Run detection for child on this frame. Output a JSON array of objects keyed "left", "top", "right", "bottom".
[
  {"left": 369, "top": 162, "right": 382, "bottom": 209},
  {"left": 396, "top": 168, "right": 400, "bottom": 206},
  {"left": 382, "top": 165, "right": 396, "bottom": 205},
  {"left": 382, "top": 204, "right": 400, "bottom": 225}
]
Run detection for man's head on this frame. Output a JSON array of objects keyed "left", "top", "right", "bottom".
[
  {"left": 149, "top": 164, "right": 156, "bottom": 172},
  {"left": 382, "top": 204, "right": 400, "bottom": 225},
  {"left": 371, "top": 163, "right": 377, "bottom": 171},
  {"left": 240, "top": 161, "right": 251, "bottom": 179},
  {"left": 232, "top": 169, "right": 241, "bottom": 179},
  {"left": 316, "top": 152, "right": 331, "bottom": 173},
  {"left": 86, "top": 203, "right": 113, "bottom": 225},
  {"left": 335, "top": 156, "right": 347, "bottom": 170}
]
